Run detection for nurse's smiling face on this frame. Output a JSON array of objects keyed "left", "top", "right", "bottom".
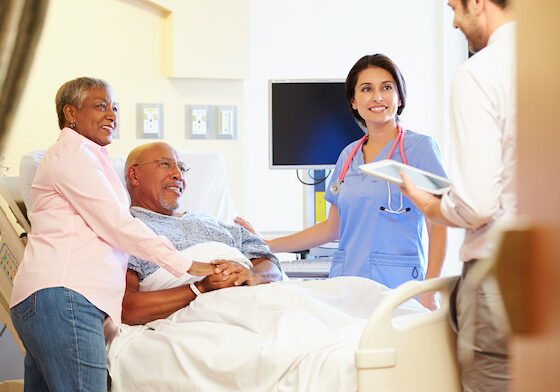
[{"left": 351, "top": 66, "right": 401, "bottom": 129}]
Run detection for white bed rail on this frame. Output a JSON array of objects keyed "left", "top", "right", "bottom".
[
  {"left": 0, "top": 177, "right": 27, "bottom": 355},
  {"left": 356, "top": 276, "right": 461, "bottom": 392}
]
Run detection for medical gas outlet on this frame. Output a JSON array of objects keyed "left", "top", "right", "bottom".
[{"left": 137, "top": 103, "right": 164, "bottom": 139}]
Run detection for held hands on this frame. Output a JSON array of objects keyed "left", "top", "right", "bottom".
[
  {"left": 187, "top": 259, "right": 252, "bottom": 279},
  {"left": 210, "top": 259, "right": 259, "bottom": 287},
  {"left": 198, "top": 270, "right": 239, "bottom": 292},
  {"left": 187, "top": 261, "right": 222, "bottom": 276},
  {"left": 188, "top": 260, "right": 258, "bottom": 293}
]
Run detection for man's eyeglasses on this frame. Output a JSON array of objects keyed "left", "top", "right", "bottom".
[{"left": 133, "top": 157, "right": 190, "bottom": 174}]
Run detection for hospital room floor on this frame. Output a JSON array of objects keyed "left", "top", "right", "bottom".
[{"left": 0, "top": 328, "right": 24, "bottom": 382}]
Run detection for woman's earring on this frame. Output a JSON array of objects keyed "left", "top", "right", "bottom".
[{"left": 70, "top": 122, "right": 76, "bottom": 129}]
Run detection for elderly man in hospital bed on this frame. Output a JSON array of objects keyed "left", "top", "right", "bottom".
[
  {"left": 106, "top": 142, "right": 428, "bottom": 391},
  {"left": 121, "top": 142, "right": 283, "bottom": 325}
]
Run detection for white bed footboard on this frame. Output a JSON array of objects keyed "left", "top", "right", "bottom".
[{"left": 356, "top": 276, "right": 461, "bottom": 392}]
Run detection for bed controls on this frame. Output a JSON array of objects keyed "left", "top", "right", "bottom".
[
  {"left": 0, "top": 243, "right": 18, "bottom": 284},
  {"left": 280, "top": 259, "right": 332, "bottom": 279}
]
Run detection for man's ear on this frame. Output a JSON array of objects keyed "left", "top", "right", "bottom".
[
  {"left": 126, "top": 166, "right": 140, "bottom": 187},
  {"left": 471, "top": 0, "right": 485, "bottom": 15}
]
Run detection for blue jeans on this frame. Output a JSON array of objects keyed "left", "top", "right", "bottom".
[{"left": 11, "top": 287, "right": 108, "bottom": 392}]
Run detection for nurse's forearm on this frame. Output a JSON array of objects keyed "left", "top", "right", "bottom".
[
  {"left": 268, "top": 222, "right": 337, "bottom": 252},
  {"left": 267, "top": 206, "right": 340, "bottom": 253},
  {"left": 425, "top": 220, "right": 447, "bottom": 279}
]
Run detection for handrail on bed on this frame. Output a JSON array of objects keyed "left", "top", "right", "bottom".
[
  {"left": 0, "top": 177, "right": 28, "bottom": 355},
  {"left": 0, "top": 177, "right": 30, "bottom": 235},
  {"left": 355, "top": 275, "right": 462, "bottom": 392},
  {"left": 360, "top": 276, "right": 458, "bottom": 349}
]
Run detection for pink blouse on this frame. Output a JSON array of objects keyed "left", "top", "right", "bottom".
[{"left": 10, "top": 128, "right": 192, "bottom": 324}]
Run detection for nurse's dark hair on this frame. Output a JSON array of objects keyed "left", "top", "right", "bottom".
[
  {"left": 460, "top": 0, "right": 508, "bottom": 7},
  {"left": 345, "top": 54, "right": 407, "bottom": 129},
  {"left": 55, "top": 77, "right": 112, "bottom": 130}
]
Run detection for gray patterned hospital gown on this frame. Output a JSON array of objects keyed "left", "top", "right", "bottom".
[{"left": 128, "top": 206, "right": 280, "bottom": 282}]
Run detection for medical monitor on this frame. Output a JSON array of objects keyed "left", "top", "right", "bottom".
[{"left": 269, "top": 80, "right": 365, "bottom": 169}]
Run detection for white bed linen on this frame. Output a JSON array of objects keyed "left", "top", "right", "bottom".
[
  {"left": 139, "top": 242, "right": 255, "bottom": 291},
  {"left": 106, "top": 276, "right": 426, "bottom": 391}
]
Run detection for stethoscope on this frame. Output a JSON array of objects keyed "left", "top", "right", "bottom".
[{"left": 329, "top": 123, "right": 410, "bottom": 214}]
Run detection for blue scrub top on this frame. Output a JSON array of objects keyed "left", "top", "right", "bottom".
[{"left": 324, "top": 130, "right": 446, "bottom": 289}]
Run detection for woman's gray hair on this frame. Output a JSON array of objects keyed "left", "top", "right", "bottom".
[{"left": 55, "top": 77, "right": 112, "bottom": 129}]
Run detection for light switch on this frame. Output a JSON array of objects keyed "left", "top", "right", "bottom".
[
  {"left": 216, "top": 105, "right": 237, "bottom": 139},
  {"left": 219, "top": 109, "right": 234, "bottom": 136}
]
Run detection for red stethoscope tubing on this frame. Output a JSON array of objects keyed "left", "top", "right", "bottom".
[
  {"left": 385, "top": 124, "right": 407, "bottom": 165},
  {"left": 336, "top": 124, "right": 406, "bottom": 186},
  {"left": 338, "top": 134, "right": 368, "bottom": 183}
]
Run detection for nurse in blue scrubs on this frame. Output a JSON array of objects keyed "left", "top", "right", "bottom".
[{"left": 236, "top": 54, "right": 447, "bottom": 310}]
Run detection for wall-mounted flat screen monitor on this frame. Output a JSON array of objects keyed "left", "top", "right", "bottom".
[{"left": 269, "top": 80, "right": 365, "bottom": 169}]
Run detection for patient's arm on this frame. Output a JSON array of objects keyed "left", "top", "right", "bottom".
[
  {"left": 122, "top": 269, "right": 238, "bottom": 325},
  {"left": 247, "top": 258, "right": 282, "bottom": 285}
]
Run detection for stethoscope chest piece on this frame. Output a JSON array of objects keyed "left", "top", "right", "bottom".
[{"left": 330, "top": 180, "right": 342, "bottom": 194}]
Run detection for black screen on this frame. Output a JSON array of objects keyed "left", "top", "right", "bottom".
[{"left": 269, "top": 81, "right": 365, "bottom": 169}]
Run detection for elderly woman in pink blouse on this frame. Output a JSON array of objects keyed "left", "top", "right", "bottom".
[{"left": 9, "top": 77, "right": 230, "bottom": 391}]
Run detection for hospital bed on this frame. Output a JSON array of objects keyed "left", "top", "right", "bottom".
[{"left": 0, "top": 150, "right": 461, "bottom": 392}]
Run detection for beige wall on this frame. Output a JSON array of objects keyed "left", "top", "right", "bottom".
[{"left": 3, "top": 0, "right": 248, "bottom": 213}]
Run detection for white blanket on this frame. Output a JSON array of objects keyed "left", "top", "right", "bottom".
[{"left": 107, "top": 244, "right": 426, "bottom": 392}]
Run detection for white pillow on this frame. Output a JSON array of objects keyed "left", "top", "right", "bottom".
[
  {"left": 139, "top": 241, "right": 253, "bottom": 292},
  {"left": 19, "top": 150, "right": 45, "bottom": 214},
  {"left": 19, "top": 150, "right": 237, "bottom": 222}
]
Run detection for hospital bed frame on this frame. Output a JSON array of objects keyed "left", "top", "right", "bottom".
[
  {"left": 0, "top": 176, "right": 28, "bottom": 356},
  {"left": 0, "top": 150, "right": 462, "bottom": 392}
]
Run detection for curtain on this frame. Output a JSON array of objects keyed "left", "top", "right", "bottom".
[{"left": 0, "top": 0, "right": 49, "bottom": 151}]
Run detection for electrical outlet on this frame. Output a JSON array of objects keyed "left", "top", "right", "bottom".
[{"left": 191, "top": 108, "right": 208, "bottom": 135}]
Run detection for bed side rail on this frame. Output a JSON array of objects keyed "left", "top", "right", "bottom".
[
  {"left": 0, "top": 177, "right": 27, "bottom": 355},
  {"left": 356, "top": 276, "right": 461, "bottom": 392}
]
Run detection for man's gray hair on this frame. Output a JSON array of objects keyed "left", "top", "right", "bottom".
[{"left": 55, "top": 77, "right": 111, "bottom": 129}]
